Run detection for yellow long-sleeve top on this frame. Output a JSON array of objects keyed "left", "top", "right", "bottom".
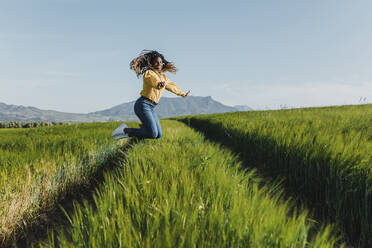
[{"left": 140, "top": 69, "right": 187, "bottom": 104}]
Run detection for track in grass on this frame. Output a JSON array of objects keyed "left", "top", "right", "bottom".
[{"left": 38, "top": 120, "right": 342, "bottom": 247}]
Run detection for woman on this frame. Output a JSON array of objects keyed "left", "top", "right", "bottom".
[{"left": 112, "top": 49, "right": 190, "bottom": 140}]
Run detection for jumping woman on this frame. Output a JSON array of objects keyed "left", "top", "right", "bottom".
[{"left": 111, "top": 49, "right": 190, "bottom": 140}]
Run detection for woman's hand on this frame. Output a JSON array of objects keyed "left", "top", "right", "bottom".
[
  {"left": 157, "top": 81, "right": 165, "bottom": 89},
  {"left": 182, "top": 90, "right": 190, "bottom": 98}
]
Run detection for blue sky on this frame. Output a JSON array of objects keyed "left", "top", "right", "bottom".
[{"left": 1, "top": 0, "right": 371, "bottom": 113}]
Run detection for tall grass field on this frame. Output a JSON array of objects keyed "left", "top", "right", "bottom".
[{"left": 2, "top": 104, "right": 370, "bottom": 247}]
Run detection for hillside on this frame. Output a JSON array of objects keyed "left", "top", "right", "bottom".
[{"left": 0, "top": 96, "right": 252, "bottom": 122}]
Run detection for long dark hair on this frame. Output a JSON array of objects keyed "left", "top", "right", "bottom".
[{"left": 129, "top": 49, "right": 178, "bottom": 78}]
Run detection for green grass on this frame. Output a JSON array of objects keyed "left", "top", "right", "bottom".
[
  {"left": 39, "top": 120, "right": 343, "bottom": 247},
  {"left": 0, "top": 122, "right": 133, "bottom": 245},
  {"left": 172, "top": 103, "right": 372, "bottom": 246}
]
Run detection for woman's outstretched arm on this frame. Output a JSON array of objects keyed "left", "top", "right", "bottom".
[{"left": 165, "top": 78, "right": 189, "bottom": 97}]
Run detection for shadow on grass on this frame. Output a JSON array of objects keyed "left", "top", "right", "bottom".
[{"left": 173, "top": 117, "right": 364, "bottom": 248}]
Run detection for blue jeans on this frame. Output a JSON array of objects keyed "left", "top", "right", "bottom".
[{"left": 127, "top": 96, "right": 162, "bottom": 139}]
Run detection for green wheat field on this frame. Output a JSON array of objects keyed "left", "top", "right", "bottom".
[{"left": 1, "top": 104, "right": 371, "bottom": 247}]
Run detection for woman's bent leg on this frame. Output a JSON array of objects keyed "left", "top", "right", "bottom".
[{"left": 127, "top": 99, "right": 158, "bottom": 139}]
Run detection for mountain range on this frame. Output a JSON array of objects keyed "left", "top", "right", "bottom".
[{"left": 0, "top": 96, "right": 252, "bottom": 122}]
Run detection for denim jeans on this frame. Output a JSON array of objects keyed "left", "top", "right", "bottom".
[{"left": 127, "top": 96, "right": 162, "bottom": 139}]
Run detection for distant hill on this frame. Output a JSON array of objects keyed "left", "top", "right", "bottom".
[
  {"left": 0, "top": 96, "right": 253, "bottom": 122},
  {"left": 233, "top": 105, "right": 254, "bottom": 111},
  {"left": 0, "top": 102, "right": 109, "bottom": 122}
]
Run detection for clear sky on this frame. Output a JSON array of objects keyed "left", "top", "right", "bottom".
[{"left": 1, "top": 0, "right": 371, "bottom": 113}]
